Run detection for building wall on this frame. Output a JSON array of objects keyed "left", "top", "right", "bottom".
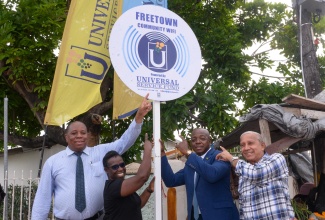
[{"left": 0, "top": 145, "right": 66, "bottom": 185}]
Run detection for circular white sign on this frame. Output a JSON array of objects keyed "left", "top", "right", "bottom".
[{"left": 109, "top": 5, "right": 201, "bottom": 101}]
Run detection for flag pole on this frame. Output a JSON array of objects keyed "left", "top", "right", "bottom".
[
  {"left": 37, "top": 125, "right": 48, "bottom": 178},
  {"left": 153, "top": 100, "right": 162, "bottom": 220}
]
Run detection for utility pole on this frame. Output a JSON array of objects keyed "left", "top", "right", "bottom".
[
  {"left": 296, "top": 0, "right": 323, "bottom": 99},
  {"left": 295, "top": 0, "right": 325, "bottom": 214}
]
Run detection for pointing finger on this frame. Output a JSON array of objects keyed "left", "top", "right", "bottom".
[{"left": 145, "top": 133, "right": 148, "bottom": 141}]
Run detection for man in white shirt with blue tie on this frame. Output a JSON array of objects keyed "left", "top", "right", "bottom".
[{"left": 32, "top": 94, "right": 152, "bottom": 220}]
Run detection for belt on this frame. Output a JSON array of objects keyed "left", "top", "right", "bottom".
[
  {"left": 85, "top": 210, "right": 104, "bottom": 220},
  {"left": 55, "top": 210, "right": 104, "bottom": 220}
]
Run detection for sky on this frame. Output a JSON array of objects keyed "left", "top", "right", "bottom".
[{"left": 265, "top": 0, "right": 292, "bottom": 6}]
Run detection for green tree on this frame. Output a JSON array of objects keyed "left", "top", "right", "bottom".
[{"left": 1, "top": 0, "right": 323, "bottom": 162}]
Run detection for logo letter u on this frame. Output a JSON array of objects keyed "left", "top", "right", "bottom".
[
  {"left": 80, "top": 53, "right": 108, "bottom": 80},
  {"left": 149, "top": 49, "right": 166, "bottom": 68}
]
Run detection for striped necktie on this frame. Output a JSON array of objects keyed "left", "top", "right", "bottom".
[{"left": 75, "top": 152, "right": 86, "bottom": 212}]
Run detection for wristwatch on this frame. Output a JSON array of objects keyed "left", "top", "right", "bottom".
[
  {"left": 231, "top": 156, "right": 239, "bottom": 164},
  {"left": 186, "top": 150, "right": 192, "bottom": 157}
]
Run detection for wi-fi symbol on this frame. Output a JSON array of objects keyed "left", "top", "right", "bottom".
[
  {"left": 146, "top": 32, "right": 169, "bottom": 43},
  {"left": 173, "top": 34, "right": 190, "bottom": 77},
  {"left": 122, "top": 25, "right": 143, "bottom": 72}
]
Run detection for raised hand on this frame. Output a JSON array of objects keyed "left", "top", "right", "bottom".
[
  {"left": 175, "top": 135, "right": 189, "bottom": 155},
  {"left": 148, "top": 176, "right": 155, "bottom": 192},
  {"left": 135, "top": 93, "right": 152, "bottom": 123},
  {"left": 215, "top": 146, "right": 232, "bottom": 162},
  {"left": 159, "top": 139, "right": 166, "bottom": 156},
  {"left": 144, "top": 133, "right": 153, "bottom": 152}
]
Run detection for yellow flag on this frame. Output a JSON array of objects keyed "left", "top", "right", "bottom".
[
  {"left": 44, "top": 0, "right": 122, "bottom": 125},
  {"left": 113, "top": 72, "right": 143, "bottom": 119}
]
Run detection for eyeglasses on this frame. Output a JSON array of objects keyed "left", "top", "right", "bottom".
[{"left": 108, "top": 162, "right": 126, "bottom": 171}]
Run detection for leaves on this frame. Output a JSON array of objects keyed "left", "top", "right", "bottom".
[{"left": 291, "top": 199, "right": 312, "bottom": 220}]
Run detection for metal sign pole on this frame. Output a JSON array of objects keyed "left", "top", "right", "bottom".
[{"left": 153, "top": 101, "right": 162, "bottom": 220}]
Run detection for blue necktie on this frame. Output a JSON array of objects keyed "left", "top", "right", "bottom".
[
  {"left": 193, "top": 172, "right": 199, "bottom": 220},
  {"left": 75, "top": 152, "right": 86, "bottom": 212}
]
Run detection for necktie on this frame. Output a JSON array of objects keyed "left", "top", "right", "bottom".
[
  {"left": 193, "top": 172, "right": 199, "bottom": 220},
  {"left": 75, "top": 152, "right": 86, "bottom": 212}
]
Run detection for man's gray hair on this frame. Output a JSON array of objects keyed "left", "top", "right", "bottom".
[{"left": 240, "top": 131, "right": 265, "bottom": 144}]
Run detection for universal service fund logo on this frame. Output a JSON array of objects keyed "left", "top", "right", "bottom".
[{"left": 65, "top": 46, "right": 109, "bottom": 84}]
